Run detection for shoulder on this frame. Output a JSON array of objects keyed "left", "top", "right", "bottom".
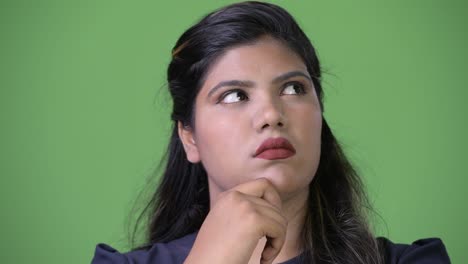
[
  {"left": 378, "top": 237, "right": 451, "bottom": 264},
  {"left": 91, "top": 232, "right": 197, "bottom": 264}
]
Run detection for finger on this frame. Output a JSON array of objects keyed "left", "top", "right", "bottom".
[
  {"left": 233, "top": 178, "right": 282, "bottom": 210},
  {"left": 240, "top": 200, "right": 285, "bottom": 264},
  {"left": 261, "top": 239, "right": 278, "bottom": 264},
  {"left": 259, "top": 221, "right": 286, "bottom": 264},
  {"left": 242, "top": 195, "right": 288, "bottom": 230},
  {"left": 232, "top": 192, "right": 287, "bottom": 258}
]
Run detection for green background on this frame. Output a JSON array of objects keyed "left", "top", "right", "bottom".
[{"left": 1, "top": 0, "right": 466, "bottom": 263}]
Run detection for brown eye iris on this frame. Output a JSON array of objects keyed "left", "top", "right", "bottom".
[
  {"left": 221, "top": 90, "right": 248, "bottom": 104},
  {"left": 282, "top": 82, "right": 305, "bottom": 95}
]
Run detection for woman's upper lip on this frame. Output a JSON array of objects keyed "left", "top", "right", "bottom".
[{"left": 254, "top": 137, "right": 296, "bottom": 157}]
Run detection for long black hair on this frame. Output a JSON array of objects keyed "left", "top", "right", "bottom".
[{"left": 132, "top": 1, "right": 383, "bottom": 263}]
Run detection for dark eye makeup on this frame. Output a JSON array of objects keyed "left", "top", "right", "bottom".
[
  {"left": 217, "top": 89, "right": 249, "bottom": 104},
  {"left": 216, "top": 80, "right": 309, "bottom": 104},
  {"left": 281, "top": 81, "right": 307, "bottom": 95}
]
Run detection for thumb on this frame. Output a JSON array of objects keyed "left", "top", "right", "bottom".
[{"left": 260, "top": 235, "right": 285, "bottom": 264}]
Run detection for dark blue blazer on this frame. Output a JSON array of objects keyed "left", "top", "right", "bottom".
[{"left": 91, "top": 232, "right": 450, "bottom": 263}]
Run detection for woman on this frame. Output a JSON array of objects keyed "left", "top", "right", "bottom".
[{"left": 92, "top": 2, "right": 450, "bottom": 263}]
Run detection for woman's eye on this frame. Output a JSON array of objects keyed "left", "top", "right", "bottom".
[
  {"left": 220, "top": 90, "right": 248, "bottom": 104},
  {"left": 282, "top": 82, "right": 306, "bottom": 95}
]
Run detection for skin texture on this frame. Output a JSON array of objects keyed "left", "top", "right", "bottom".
[{"left": 179, "top": 36, "right": 322, "bottom": 264}]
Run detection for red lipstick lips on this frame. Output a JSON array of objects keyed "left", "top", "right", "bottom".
[{"left": 254, "top": 137, "right": 296, "bottom": 160}]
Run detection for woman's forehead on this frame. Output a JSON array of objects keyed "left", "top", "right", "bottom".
[{"left": 203, "top": 37, "right": 308, "bottom": 84}]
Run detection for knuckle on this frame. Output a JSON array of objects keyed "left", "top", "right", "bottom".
[
  {"left": 257, "top": 177, "right": 271, "bottom": 186},
  {"left": 238, "top": 198, "right": 254, "bottom": 213},
  {"left": 223, "top": 190, "right": 242, "bottom": 203},
  {"left": 245, "top": 209, "right": 261, "bottom": 225}
]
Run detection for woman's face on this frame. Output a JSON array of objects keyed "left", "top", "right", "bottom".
[{"left": 179, "top": 36, "right": 322, "bottom": 202}]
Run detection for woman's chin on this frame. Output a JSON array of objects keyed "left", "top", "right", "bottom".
[{"left": 254, "top": 171, "right": 312, "bottom": 199}]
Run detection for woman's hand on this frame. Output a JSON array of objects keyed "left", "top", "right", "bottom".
[{"left": 184, "top": 178, "right": 287, "bottom": 264}]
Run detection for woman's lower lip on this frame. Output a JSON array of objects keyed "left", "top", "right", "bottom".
[{"left": 255, "top": 149, "right": 295, "bottom": 160}]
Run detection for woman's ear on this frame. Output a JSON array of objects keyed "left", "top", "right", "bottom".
[{"left": 177, "top": 121, "right": 201, "bottom": 163}]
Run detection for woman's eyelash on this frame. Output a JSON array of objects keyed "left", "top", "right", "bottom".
[
  {"left": 217, "top": 89, "right": 248, "bottom": 104},
  {"left": 216, "top": 81, "right": 307, "bottom": 104},
  {"left": 281, "top": 81, "right": 307, "bottom": 95}
]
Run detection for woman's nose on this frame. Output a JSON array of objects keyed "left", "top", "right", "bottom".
[{"left": 253, "top": 97, "right": 286, "bottom": 132}]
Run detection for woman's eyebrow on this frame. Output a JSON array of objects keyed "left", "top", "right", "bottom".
[
  {"left": 207, "top": 80, "right": 254, "bottom": 98},
  {"left": 272, "top": 70, "right": 312, "bottom": 84},
  {"left": 207, "top": 71, "right": 311, "bottom": 98}
]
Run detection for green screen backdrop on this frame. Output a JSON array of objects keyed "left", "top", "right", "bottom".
[{"left": 1, "top": 1, "right": 466, "bottom": 263}]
